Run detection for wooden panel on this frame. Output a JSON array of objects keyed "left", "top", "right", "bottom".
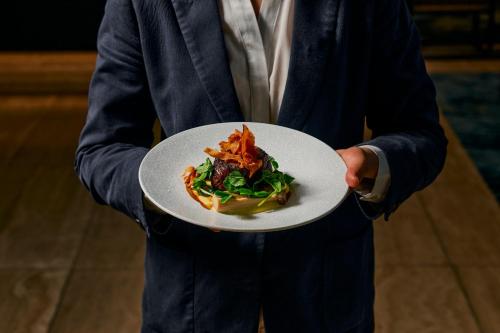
[
  {"left": 0, "top": 269, "right": 68, "bottom": 333},
  {"left": 417, "top": 118, "right": 500, "bottom": 265},
  {"left": 0, "top": 113, "right": 40, "bottom": 162},
  {"left": 426, "top": 60, "right": 500, "bottom": 74},
  {"left": 0, "top": 95, "right": 88, "bottom": 114},
  {"left": 0, "top": 108, "right": 86, "bottom": 226},
  {"left": 375, "top": 267, "right": 480, "bottom": 333},
  {"left": 0, "top": 113, "right": 41, "bottom": 218},
  {"left": 374, "top": 196, "right": 447, "bottom": 266},
  {"left": 415, "top": 4, "right": 488, "bottom": 13},
  {"left": 0, "top": 166, "right": 93, "bottom": 269},
  {"left": 0, "top": 106, "right": 92, "bottom": 268},
  {"left": 0, "top": 52, "right": 95, "bottom": 95},
  {"left": 50, "top": 270, "right": 144, "bottom": 333},
  {"left": 0, "top": 96, "right": 87, "bottom": 160},
  {"left": 75, "top": 206, "right": 146, "bottom": 270},
  {"left": 458, "top": 267, "right": 500, "bottom": 333}
]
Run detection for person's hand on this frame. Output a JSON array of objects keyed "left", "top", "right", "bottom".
[{"left": 336, "top": 147, "right": 379, "bottom": 192}]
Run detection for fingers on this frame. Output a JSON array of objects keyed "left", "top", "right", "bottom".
[
  {"left": 337, "top": 148, "right": 363, "bottom": 188},
  {"left": 345, "top": 170, "right": 360, "bottom": 188},
  {"left": 337, "top": 147, "right": 377, "bottom": 191}
]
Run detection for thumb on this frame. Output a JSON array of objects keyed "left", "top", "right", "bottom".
[{"left": 337, "top": 148, "right": 363, "bottom": 189}]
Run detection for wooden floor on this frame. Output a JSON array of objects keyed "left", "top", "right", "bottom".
[{"left": 0, "top": 53, "right": 499, "bottom": 333}]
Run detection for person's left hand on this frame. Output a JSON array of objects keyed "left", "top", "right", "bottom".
[{"left": 336, "top": 147, "right": 379, "bottom": 192}]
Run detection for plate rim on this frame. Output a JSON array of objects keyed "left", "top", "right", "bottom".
[{"left": 138, "top": 122, "right": 350, "bottom": 232}]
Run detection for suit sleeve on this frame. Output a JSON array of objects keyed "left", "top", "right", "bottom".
[
  {"left": 74, "top": 0, "right": 161, "bottom": 236},
  {"left": 355, "top": 0, "right": 448, "bottom": 220}
]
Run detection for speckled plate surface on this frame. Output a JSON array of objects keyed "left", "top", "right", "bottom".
[{"left": 139, "top": 122, "right": 349, "bottom": 232}]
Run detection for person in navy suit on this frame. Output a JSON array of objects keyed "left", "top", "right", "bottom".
[{"left": 75, "top": 0, "right": 447, "bottom": 332}]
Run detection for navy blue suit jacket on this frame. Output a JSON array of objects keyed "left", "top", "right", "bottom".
[{"left": 75, "top": 0, "right": 447, "bottom": 332}]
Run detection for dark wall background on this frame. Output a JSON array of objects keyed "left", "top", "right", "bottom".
[
  {"left": 0, "top": 1, "right": 106, "bottom": 50},
  {"left": 0, "top": 0, "right": 498, "bottom": 51}
]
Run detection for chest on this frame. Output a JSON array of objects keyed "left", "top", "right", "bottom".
[{"left": 136, "top": 0, "right": 376, "bottom": 136}]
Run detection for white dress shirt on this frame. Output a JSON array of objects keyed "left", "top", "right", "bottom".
[{"left": 218, "top": 0, "right": 390, "bottom": 202}]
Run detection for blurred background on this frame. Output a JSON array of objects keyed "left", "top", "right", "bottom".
[{"left": 0, "top": 1, "right": 499, "bottom": 332}]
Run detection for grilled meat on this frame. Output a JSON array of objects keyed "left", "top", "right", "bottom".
[
  {"left": 211, "top": 158, "right": 247, "bottom": 190},
  {"left": 211, "top": 147, "right": 272, "bottom": 190},
  {"left": 257, "top": 147, "right": 272, "bottom": 172}
]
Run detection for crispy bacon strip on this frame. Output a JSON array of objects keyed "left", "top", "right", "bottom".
[
  {"left": 240, "top": 124, "right": 262, "bottom": 177},
  {"left": 204, "top": 124, "right": 263, "bottom": 178},
  {"left": 203, "top": 147, "right": 243, "bottom": 165},
  {"left": 219, "top": 129, "right": 242, "bottom": 154}
]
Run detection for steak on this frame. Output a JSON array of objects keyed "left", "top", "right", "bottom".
[
  {"left": 211, "top": 158, "right": 247, "bottom": 190},
  {"left": 211, "top": 147, "right": 272, "bottom": 190}
]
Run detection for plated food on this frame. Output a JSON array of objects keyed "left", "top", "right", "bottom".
[
  {"left": 140, "top": 122, "right": 348, "bottom": 231},
  {"left": 182, "top": 124, "right": 295, "bottom": 214}
]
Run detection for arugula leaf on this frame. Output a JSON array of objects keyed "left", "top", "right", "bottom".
[
  {"left": 250, "top": 159, "right": 295, "bottom": 206},
  {"left": 198, "top": 187, "right": 213, "bottom": 196},
  {"left": 214, "top": 190, "right": 233, "bottom": 204},
  {"left": 268, "top": 156, "right": 279, "bottom": 171},
  {"left": 251, "top": 190, "right": 270, "bottom": 198},
  {"left": 223, "top": 170, "right": 247, "bottom": 191},
  {"left": 196, "top": 172, "right": 207, "bottom": 181},
  {"left": 262, "top": 170, "right": 282, "bottom": 192},
  {"left": 191, "top": 158, "right": 215, "bottom": 195},
  {"left": 257, "top": 190, "right": 276, "bottom": 207},
  {"left": 221, "top": 194, "right": 233, "bottom": 204},
  {"left": 252, "top": 177, "right": 266, "bottom": 191},
  {"left": 271, "top": 178, "right": 282, "bottom": 193},
  {"left": 283, "top": 173, "right": 295, "bottom": 185},
  {"left": 189, "top": 156, "right": 294, "bottom": 206},
  {"left": 195, "top": 158, "right": 213, "bottom": 179},
  {"left": 236, "top": 188, "right": 253, "bottom": 196},
  {"left": 192, "top": 178, "right": 205, "bottom": 190}
]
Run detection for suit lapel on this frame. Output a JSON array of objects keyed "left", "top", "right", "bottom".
[
  {"left": 277, "top": 0, "right": 341, "bottom": 129},
  {"left": 171, "top": 0, "right": 243, "bottom": 122},
  {"left": 171, "top": 0, "right": 341, "bottom": 127}
]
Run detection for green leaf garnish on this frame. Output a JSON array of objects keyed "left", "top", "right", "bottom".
[
  {"left": 189, "top": 155, "right": 294, "bottom": 207},
  {"left": 198, "top": 187, "right": 213, "bottom": 196},
  {"left": 196, "top": 158, "right": 213, "bottom": 176},
  {"left": 283, "top": 173, "right": 295, "bottom": 185},
  {"left": 257, "top": 190, "right": 276, "bottom": 207},
  {"left": 223, "top": 170, "right": 247, "bottom": 191},
  {"left": 252, "top": 190, "right": 270, "bottom": 198},
  {"left": 236, "top": 188, "right": 253, "bottom": 196},
  {"left": 221, "top": 194, "right": 233, "bottom": 204},
  {"left": 269, "top": 156, "right": 279, "bottom": 171},
  {"left": 214, "top": 190, "right": 233, "bottom": 204}
]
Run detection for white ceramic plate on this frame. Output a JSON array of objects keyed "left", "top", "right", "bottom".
[{"left": 139, "top": 122, "right": 349, "bottom": 232}]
